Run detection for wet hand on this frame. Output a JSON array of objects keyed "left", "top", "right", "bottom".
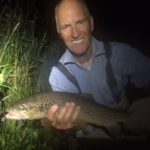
[{"left": 47, "top": 102, "right": 81, "bottom": 129}]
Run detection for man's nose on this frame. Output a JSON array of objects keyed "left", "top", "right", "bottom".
[{"left": 72, "top": 26, "right": 80, "bottom": 39}]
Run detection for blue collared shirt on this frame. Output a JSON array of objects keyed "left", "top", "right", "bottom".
[{"left": 49, "top": 37, "right": 150, "bottom": 107}]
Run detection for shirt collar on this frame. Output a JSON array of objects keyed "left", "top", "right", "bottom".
[
  {"left": 60, "top": 37, "right": 105, "bottom": 65},
  {"left": 92, "top": 37, "right": 105, "bottom": 57}
]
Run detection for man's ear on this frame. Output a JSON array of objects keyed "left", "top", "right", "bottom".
[
  {"left": 90, "top": 16, "right": 94, "bottom": 31},
  {"left": 55, "top": 15, "right": 60, "bottom": 34},
  {"left": 56, "top": 23, "right": 60, "bottom": 34}
]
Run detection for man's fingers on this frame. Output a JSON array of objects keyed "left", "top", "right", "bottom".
[
  {"left": 65, "top": 105, "right": 81, "bottom": 129},
  {"left": 47, "top": 103, "right": 80, "bottom": 130},
  {"left": 48, "top": 104, "right": 58, "bottom": 122},
  {"left": 71, "top": 106, "right": 81, "bottom": 124},
  {"left": 56, "top": 103, "right": 68, "bottom": 124},
  {"left": 55, "top": 102, "right": 76, "bottom": 129},
  {"left": 63, "top": 102, "right": 76, "bottom": 123}
]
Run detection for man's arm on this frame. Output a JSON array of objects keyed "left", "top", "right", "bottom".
[
  {"left": 124, "top": 96, "right": 150, "bottom": 134},
  {"left": 49, "top": 66, "right": 79, "bottom": 93},
  {"left": 47, "top": 66, "right": 81, "bottom": 130},
  {"left": 113, "top": 42, "right": 150, "bottom": 88}
]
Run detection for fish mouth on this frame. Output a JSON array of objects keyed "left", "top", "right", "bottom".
[
  {"left": 5, "top": 111, "right": 29, "bottom": 120},
  {"left": 5, "top": 109, "right": 45, "bottom": 120}
]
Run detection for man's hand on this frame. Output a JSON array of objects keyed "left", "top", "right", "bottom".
[
  {"left": 47, "top": 102, "right": 81, "bottom": 130},
  {"left": 124, "top": 97, "right": 150, "bottom": 134}
]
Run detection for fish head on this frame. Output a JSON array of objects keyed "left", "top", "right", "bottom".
[{"left": 5, "top": 103, "right": 45, "bottom": 120}]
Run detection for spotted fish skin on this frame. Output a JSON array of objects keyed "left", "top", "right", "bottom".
[{"left": 5, "top": 92, "right": 130, "bottom": 127}]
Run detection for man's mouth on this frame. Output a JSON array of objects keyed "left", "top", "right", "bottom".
[{"left": 72, "top": 39, "right": 84, "bottom": 44}]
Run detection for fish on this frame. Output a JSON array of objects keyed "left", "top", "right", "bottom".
[{"left": 5, "top": 92, "right": 130, "bottom": 127}]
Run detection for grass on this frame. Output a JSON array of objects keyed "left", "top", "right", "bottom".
[
  {"left": 0, "top": 4, "right": 66, "bottom": 150},
  {"left": 0, "top": 9, "right": 36, "bottom": 100}
]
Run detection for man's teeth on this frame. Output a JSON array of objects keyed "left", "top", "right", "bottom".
[{"left": 72, "top": 39, "right": 83, "bottom": 44}]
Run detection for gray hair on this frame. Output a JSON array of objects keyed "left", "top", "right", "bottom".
[{"left": 55, "top": 0, "right": 91, "bottom": 33}]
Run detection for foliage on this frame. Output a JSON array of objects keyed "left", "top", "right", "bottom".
[{"left": 0, "top": 4, "right": 64, "bottom": 150}]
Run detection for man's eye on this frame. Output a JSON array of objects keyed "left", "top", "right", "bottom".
[
  {"left": 78, "top": 20, "right": 84, "bottom": 24},
  {"left": 77, "top": 18, "right": 86, "bottom": 25},
  {"left": 62, "top": 25, "right": 70, "bottom": 30}
]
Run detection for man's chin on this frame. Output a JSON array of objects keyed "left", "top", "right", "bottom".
[{"left": 69, "top": 49, "right": 87, "bottom": 57}]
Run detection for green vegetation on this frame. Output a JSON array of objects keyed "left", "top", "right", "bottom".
[{"left": 0, "top": 5, "right": 65, "bottom": 150}]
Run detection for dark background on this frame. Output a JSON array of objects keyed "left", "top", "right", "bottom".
[
  {"left": 86, "top": 0, "right": 150, "bottom": 56},
  {"left": 0, "top": 0, "right": 150, "bottom": 55}
]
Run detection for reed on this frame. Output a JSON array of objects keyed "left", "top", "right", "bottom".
[{"left": 0, "top": 5, "right": 63, "bottom": 150}]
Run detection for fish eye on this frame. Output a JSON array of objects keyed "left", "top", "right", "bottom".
[
  {"left": 19, "top": 104, "right": 27, "bottom": 110},
  {"left": 19, "top": 105, "right": 24, "bottom": 110}
]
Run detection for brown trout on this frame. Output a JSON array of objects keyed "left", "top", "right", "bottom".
[{"left": 5, "top": 92, "right": 130, "bottom": 127}]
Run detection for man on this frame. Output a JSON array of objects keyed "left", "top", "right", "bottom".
[{"left": 47, "top": 0, "right": 150, "bottom": 134}]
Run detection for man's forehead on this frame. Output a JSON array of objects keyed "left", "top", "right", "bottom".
[{"left": 57, "top": 0, "right": 87, "bottom": 16}]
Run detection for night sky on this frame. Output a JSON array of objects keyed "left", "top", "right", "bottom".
[{"left": 0, "top": 0, "right": 150, "bottom": 55}]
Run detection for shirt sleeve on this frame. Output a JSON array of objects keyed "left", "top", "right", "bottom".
[
  {"left": 112, "top": 42, "right": 150, "bottom": 88},
  {"left": 49, "top": 66, "right": 79, "bottom": 93}
]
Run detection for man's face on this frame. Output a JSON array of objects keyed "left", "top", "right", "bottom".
[{"left": 56, "top": 1, "right": 94, "bottom": 57}]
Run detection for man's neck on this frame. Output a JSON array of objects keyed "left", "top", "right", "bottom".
[{"left": 75, "top": 49, "right": 92, "bottom": 65}]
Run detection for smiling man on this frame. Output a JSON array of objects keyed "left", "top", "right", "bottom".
[
  {"left": 55, "top": 0, "right": 94, "bottom": 64},
  {"left": 47, "top": 0, "right": 150, "bottom": 135}
]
